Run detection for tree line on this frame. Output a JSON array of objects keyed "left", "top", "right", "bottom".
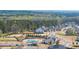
[
  {"left": 0, "top": 14, "right": 79, "bottom": 34},
  {"left": 0, "top": 19, "right": 59, "bottom": 33}
]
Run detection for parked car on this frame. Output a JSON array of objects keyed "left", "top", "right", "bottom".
[
  {"left": 48, "top": 45, "right": 66, "bottom": 49},
  {"left": 27, "top": 43, "right": 38, "bottom": 46}
]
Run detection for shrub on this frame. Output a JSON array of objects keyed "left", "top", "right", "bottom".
[{"left": 65, "top": 28, "right": 77, "bottom": 36}]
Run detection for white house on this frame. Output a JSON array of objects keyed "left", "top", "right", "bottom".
[
  {"left": 35, "top": 27, "right": 44, "bottom": 34},
  {"left": 35, "top": 26, "right": 47, "bottom": 34}
]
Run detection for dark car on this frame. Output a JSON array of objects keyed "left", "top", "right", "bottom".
[{"left": 48, "top": 45, "right": 66, "bottom": 49}]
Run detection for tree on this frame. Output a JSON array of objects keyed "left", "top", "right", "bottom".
[
  {"left": 65, "top": 28, "right": 77, "bottom": 36},
  {"left": 0, "top": 20, "right": 6, "bottom": 33},
  {"left": 11, "top": 24, "right": 20, "bottom": 33}
]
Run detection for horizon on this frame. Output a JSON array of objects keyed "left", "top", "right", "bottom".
[{"left": 0, "top": 10, "right": 79, "bottom": 17}]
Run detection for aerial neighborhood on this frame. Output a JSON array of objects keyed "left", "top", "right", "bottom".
[{"left": 0, "top": 10, "right": 79, "bottom": 49}]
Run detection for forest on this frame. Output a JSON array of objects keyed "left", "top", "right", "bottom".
[
  {"left": 0, "top": 12, "right": 79, "bottom": 34},
  {"left": 0, "top": 14, "right": 62, "bottom": 33}
]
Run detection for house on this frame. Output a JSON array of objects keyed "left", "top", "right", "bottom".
[
  {"left": 74, "top": 25, "right": 79, "bottom": 35},
  {"left": 35, "top": 27, "right": 44, "bottom": 34},
  {"left": 42, "top": 36, "right": 57, "bottom": 44},
  {"left": 35, "top": 26, "right": 47, "bottom": 34}
]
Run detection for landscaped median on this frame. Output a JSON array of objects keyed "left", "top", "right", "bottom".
[
  {"left": 0, "top": 37, "right": 17, "bottom": 48},
  {"left": 0, "top": 37, "right": 17, "bottom": 41}
]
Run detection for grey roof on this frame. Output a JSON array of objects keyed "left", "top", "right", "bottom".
[{"left": 35, "top": 27, "right": 44, "bottom": 33}]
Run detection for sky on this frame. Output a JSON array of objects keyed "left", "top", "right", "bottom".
[{"left": 0, "top": 0, "right": 78, "bottom": 10}]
